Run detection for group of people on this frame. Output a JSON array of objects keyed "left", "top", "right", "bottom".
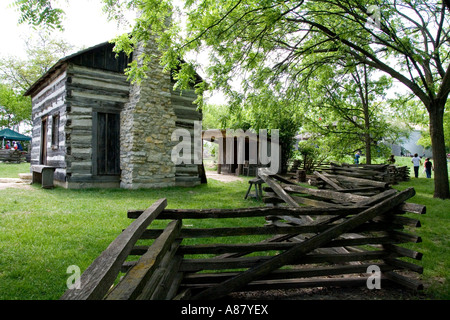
[
  {"left": 3, "top": 140, "right": 23, "bottom": 151},
  {"left": 411, "top": 153, "right": 434, "bottom": 179}
]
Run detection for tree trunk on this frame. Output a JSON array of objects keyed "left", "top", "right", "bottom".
[
  {"left": 364, "top": 133, "right": 372, "bottom": 165},
  {"left": 429, "top": 102, "right": 450, "bottom": 199},
  {"left": 363, "top": 100, "right": 372, "bottom": 165}
]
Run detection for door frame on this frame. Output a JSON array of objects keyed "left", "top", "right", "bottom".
[{"left": 40, "top": 116, "right": 48, "bottom": 165}]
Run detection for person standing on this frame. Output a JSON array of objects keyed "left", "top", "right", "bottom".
[
  {"left": 411, "top": 153, "right": 421, "bottom": 178},
  {"left": 424, "top": 158, "right": 433, "bottom": 178},
  {"left": 354, "top": 151, "right": 361, "bottom": 164}
]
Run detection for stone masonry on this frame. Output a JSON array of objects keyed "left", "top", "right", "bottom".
[{"left": 120, "top": 41, "right": 177, "bottom": 189}]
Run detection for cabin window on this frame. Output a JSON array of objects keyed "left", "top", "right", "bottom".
[
  {"left": 51, "top": 114, "right": 60, "bottom": 149},
  {"left": 95, "top": 112, "right": 120, "bottom": 175}
]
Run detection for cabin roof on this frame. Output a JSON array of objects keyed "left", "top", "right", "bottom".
[
  {"left": 24, "top": 40, "right": 204, "bottom": 97},
  {"left": 24, "top": 41, "right": 130, "bottom": 97}
]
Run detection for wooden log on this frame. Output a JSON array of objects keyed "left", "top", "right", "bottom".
[
  {"left": 176, "top": 236, "right": 403, "bottom": 255},
  {"left": 259, "top": 169, "right": 307, "bottom": 209},
  {"left": 388, "top": 230, "right": 422, "bottom": 243},
  {"left": 322, "top": 172, "right": 390, "bottom": 189},
  {"left": 356, "top": 189, "right": 398, "bottom": 206},
  {"left": 146, "top": 255, "right": 183, "bottom": 300},
  {"left": 141, "top": 225, "right": 326, "bottom": 238},
  {"left": 191, "top": 188, "right": 416, "bottom": 300},
  {"left": 383, "top": 244, "right": 423, "bottom": 260},
  {"left": 182, "top": 263, "right": 396, "bottom": 284},
  {"left": 384, "top": 271, "right": 424, "bottom": 290},
  {"left": 179, "top": 250, "right": 395, "bottom": 272},
  {"left": 313, "top": 171, "right": 344, "bottom": 190},
  {"left": 398, "top": 202, "right": 426, "bottom": 215},
  {"left": 128, "top": 206, "right": 365, "bottom": 220},
  {"left": 172, "top": 288, "right": 192, "bottom": 300},
  {"left": 60, "top": 198, "right": 168, "bottom": 300},
  {"left": 105, "top": 219, "right": 181, "bottom": 300},
  {"left": 134, "top": 241, "right": 181, "bottom": 300},
  {"left": 279, "top": 183, "right": 367, "bottom": 203},
  {"left": 183, "top": 277, "right": 387, "bottom": 292},
  {"left": 290, "top": 194, "right": 341, "bottom": 207},
  {"left": 384, "top": 258, "right": 423, "bottom": 274},
  {"left": 139, "top": 221, "right": 401, "bottom": 239},
  {"left": 374, "top": 214, "right": 421, "bottom": 228}
]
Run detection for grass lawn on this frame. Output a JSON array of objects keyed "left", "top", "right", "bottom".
[
  {"left": 0, "top": 162, "right": 448, "bottom": 300},
  {"left": 0, "top": 162, "right": 30, "bottom": 178}
]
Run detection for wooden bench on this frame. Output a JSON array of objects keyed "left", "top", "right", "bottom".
[
  {"left": 31, "top": 165, "right": 56, "bottom": 189},
  {"left": 244, "top": 178, "right": 263, "bottom": 200}
]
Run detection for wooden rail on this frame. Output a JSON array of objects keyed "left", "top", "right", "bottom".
[{"left": 61, "top": 186, "right": 423, "bottom": 300}]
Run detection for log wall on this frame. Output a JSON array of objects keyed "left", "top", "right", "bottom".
[
  {"left": 64, "top": 64, "right": 129, "bottom": 188},
  {"left": 30, "top": 66, "right": 68, "bottom": 183},
  {"left": 170, "top": 87, "right": 203, "bottom": 187}
]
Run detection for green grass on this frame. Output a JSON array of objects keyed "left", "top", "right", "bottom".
[
  {"left": 393, "top": 178, "right": 450, "bottom": 299},
  {"left": 0, "top": 164, "right": 260, "bottom": 300},
  {"left": 0, "top": 162, "right": 30, "bottom": 178},
  {"left": 0, "top": 162, "right": 448, "bottom": 300}
]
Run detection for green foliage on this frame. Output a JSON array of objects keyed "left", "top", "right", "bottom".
[
  {"left": 298, "top": 64, "right": 408, "bottom": 163},
  {"left": 0, "top": 31, "right": 73, "bottom": 127},
  {"left": 292, "top": 140, "right": 329, "bottom": 173},
  {"left": 13, "top": 0, "right": 65, "bottom": 30},
  {"left": 0, "top": 84, "right": 31, "bottom": 128},
  {"left": 0, "top": 31, "right": 74, "bottom": 93}
]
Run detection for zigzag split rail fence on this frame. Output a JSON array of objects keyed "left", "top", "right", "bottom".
[{"left": 61, "top": 169, "right": 424, "bottom": 300}]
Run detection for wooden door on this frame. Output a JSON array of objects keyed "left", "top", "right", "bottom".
[
  {"left": 40, "top": 117, "right": 48, "bottom": 165},
  {"left": 96, "top": 112, "right": 120, "bottom": 175}
]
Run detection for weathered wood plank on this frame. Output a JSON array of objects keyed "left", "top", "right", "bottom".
[
  {"left": 135, "top": 242, "right": 182, "bottom": 300},
  {"left": 179, "top": 250, "right": 395, "bottom": 272},
  {"left": 60, "top": 198, "right": 167, "bottom": 300},
  {"left": 127, "top": 206, "right": 365, "bottom": 220},
  {"left": 384, "top": 258, "right": 423, "bottom": 274},
  {"left": 105, "top": 219, "right": 181, "bottom": 300},
  {"left": 183, "top": 277, "right": 387, "bottom": 292},
  {"left": 176, "top": 236, "right": 404, "bottom": 255},
  {"left": 182, "top": 263, "right": 396, "bottom": 284},
  {"left": 322, "top": 172, "right": 390, "bottom": 188},
  {"left": 279, "top": 183, "right": 367, "bottom": 203},
  {"left": 313, "top": 171, "right": 345, "bottom": 190},
  {"left": 384, "top": 271, "right": 424, "bottom": 290},
  {"left": 290, "top": 194, "right": 342, "bottom": 208}
]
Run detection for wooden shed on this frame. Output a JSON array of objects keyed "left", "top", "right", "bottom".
[{"left": 25, "top": 40, "right": 203, "bottom": 189}]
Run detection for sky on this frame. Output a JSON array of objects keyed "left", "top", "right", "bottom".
[{"left": 0, "top": 0, "right": 133, "bottom": 58}]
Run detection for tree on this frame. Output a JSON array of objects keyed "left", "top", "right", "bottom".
[
  {"left": 14, "top": 0, "right": 450, "bottom": 198},
  {"left": 0, "top": 83, "right": 31, "bottom": 128},
  {"left": 302, "top": 62, "right": 409, "bottom": 164},
  {"left": 418, "top": 107, "right": 450, "bottom": 153},
  {"left": 0, "top": 30, "right": 74, "bottom": 128},
  {"left": 0, "top": 31, "right": 74, "bottom": 93}
]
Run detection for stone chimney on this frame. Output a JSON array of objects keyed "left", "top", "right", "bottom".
[{"left": 120, "top": 41, "right": 177, "bottom": 189}]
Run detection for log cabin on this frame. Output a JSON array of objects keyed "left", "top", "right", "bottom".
[{"left": 24, "top": 40, "right": 203, "bottom": 189}]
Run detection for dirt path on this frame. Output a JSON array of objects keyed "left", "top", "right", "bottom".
[
  {"left": 0, "top": 178, "right": 33, "bottom": 190},
  {"left": 206, "top": 171, "right": 244, "bottom": 183}
]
